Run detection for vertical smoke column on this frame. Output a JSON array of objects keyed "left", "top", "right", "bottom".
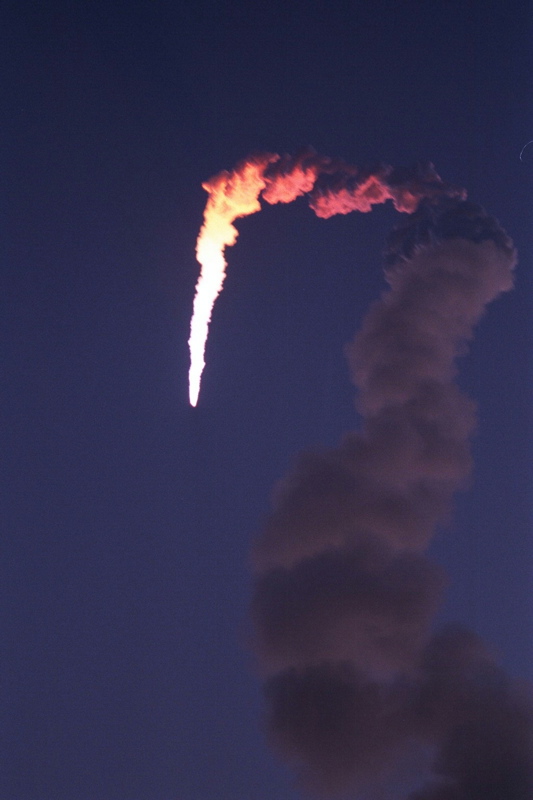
[{"left": 251, "top": 200, "right": 526, "bottom": 797}]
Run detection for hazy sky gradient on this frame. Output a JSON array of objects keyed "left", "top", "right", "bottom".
[{"left": 2, "top": 2, "right": 532, "bottom": 798}]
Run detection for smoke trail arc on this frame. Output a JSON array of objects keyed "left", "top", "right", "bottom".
[
  {"left": 187, "top": 151, "right": 530, "bottom": 799},
  {"left": 188, "top": 149, "right": 465, "bottom": 406}
]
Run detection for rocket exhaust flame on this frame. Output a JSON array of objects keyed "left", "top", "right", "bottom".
[
  {"left": 188, "top": 153, "right": 278, "bottom": 406},
  {"left": 188, "top": 149, "right": 464, "bottom": 405}
]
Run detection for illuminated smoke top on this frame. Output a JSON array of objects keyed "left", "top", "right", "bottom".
[{"left": 188, "top": 149, "right": 465, "bottom": 406}]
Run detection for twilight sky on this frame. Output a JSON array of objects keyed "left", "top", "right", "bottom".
[{"left": 2, "top": 2, "right": 533, "bottom": 799}]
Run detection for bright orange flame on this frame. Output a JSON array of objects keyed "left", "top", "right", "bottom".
[{"left": 188, "top": 155, "right": 278, "bottom": 406}]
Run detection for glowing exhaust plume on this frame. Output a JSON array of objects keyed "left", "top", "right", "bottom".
[
  {"left": 188, "top": 154, "right": 278, "bottom": 406},
  {"left": 188, "top": 149, "right": 464, "bottom": 405}
]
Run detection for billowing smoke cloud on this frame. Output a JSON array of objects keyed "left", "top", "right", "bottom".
[{"left": 247, "top": 193, "right": 531, "bottom": 798}]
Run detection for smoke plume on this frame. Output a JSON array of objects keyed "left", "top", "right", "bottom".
[
  {"left": 187, "top": 149, "right": 528, "bottom": 796},
  {"left": 188, "top": 148, "right": 464, "bottom": 405},
  {"left": 244, "top": 184, "right": 529, "bottom": 797}
]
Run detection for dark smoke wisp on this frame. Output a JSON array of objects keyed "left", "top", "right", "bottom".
[
  {"left": 250, "top": 199, "right": 530, "bottom": 798},
  {"left": 260, "top": 146, "right": 466, "bottom": 215}
]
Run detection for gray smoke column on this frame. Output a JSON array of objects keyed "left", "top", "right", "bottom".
[{"left": 250, "top": 198, "right": 530, "bottom": 798}]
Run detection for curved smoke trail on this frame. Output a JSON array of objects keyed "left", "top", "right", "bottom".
[
  {"left": 187, "top": 150, "right": 530, "bottom": 798},
  {"left": 188, "top": 148, "right": 464, "bottom": 405}
]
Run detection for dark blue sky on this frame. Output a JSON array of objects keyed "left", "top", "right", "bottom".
[{"left": 2, "top": 2, "right": 533, "bottom": 798}]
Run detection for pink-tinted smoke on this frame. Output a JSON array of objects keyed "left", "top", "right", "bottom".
[{"left": 249, "top": 196, "right": 530, "bottom": 799}]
